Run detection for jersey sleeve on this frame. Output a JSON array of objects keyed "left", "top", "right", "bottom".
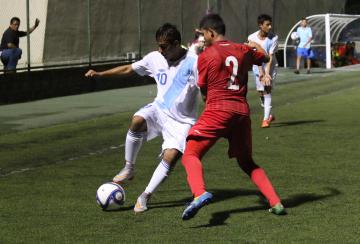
[
  {"left": 131, "top": 53, "right": 153, "bottom": 76},
  {"left": 269, "top": 35, "right": 279, "bottom": 55},
  {"left": 250, "top": 48, "right": 266, "bottom": 66},
  {"left": 197, "top": 53, "right": 208, "bottom": 88}
]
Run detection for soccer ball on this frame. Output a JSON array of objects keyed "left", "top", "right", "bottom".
[
  {"left": 96, "top": 182, "right": 125, "bottom": 211},
  {"left": 291, "top": 32, "right": 299, "bottom": 40}
]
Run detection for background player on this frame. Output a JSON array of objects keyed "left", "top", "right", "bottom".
[
  {"left": 85, "top": 23, "right": 199, "bottom": 213},
  {"left": 294, "top": 17, "right": 314, "bottom": 74},
  {"left": 181, "top": 14, "right": 286, "bottom": 220},
  {"left": 248, "top": 14, "right": 278, "bottom": 128}
]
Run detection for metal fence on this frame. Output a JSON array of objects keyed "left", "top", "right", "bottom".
[
  {"left": 0, "top": 0, "right": 211, "bottom": 73},
  {"left": 0, "top": 0, "right": 350, "bottom": 73}
]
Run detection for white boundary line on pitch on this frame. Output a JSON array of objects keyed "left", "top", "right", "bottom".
[{"left": 0, "top": 144, "right": 125, "bottom": 178}]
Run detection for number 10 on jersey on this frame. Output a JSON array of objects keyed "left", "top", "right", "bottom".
[{"left": 156, "top": 73, "right": 167, "bottom": 85}]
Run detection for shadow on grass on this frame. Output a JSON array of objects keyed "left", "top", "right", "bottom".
[
  {"left": 191, "top": 187, "right": 340, "bottom": 228},
  {"left": 272, "top": 119, "right": 325, "bottom": 127},
  {"left": 146, "top": 188, "right": 261, "bottom": 211}
]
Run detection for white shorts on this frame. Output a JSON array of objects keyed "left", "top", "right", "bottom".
[
  {"left": 254, "top": 71, "right": 277, "bottom": 91},
  {"left": 134, "top": 102, "right": 192, "bottom": 153}
]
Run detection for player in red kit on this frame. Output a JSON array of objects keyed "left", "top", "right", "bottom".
[{"left": 181, "top": 14, "right": 286, "bottom": 220}]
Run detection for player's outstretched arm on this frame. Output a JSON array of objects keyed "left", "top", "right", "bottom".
[{"left": 85, "top": 64, "right": 134, "bottom": 78}]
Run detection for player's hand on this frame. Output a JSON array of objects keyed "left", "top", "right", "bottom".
[
  {"left": 34, "top": 18, "right": 40, "bottom": 27},
  {"left": 258, "top": 73, "right": 264, "bottom": 82},
  {"left": 246, "top": 41, "right": 258, "bottom": 49},
  {"left": 261, "top": 74, "right": 272, "bottom": 86},
  {"left": 85, "top": 69, "right": 100, "bottom": 77}
]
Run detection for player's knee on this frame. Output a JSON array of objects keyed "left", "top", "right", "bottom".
[
  {"left": 162, "top": 148, "right": 181, "bottom": 166},
  {"left": 129, "top": 115, "right": 147, "bottom": 132},
  {"left": 237, "top": 157, "right": 259, "bottom": 176}
]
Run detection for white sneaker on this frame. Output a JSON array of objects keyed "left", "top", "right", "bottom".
[
  {"left": 112, "top": 167, "right": 134, "bottom": 184},
  {"left": 134, "top": 193, "right": 151, "bottom": 213}
]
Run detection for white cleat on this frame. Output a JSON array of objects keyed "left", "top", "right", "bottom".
[
  {"left": 112, "top": 167, "right": 134, "bottom": 184},
  {"left": 134, "top": 193, "right": 151, "bottom": 213}
]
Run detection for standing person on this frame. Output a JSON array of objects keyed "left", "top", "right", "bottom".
[
  {"left": 85, "top": 23, "right": 199, "bottom": 213},
  {"left": 181, "top": 14, "right": 286, "bottom": 220},
  {"left": 248, "top": 14, "right": 278, "bottom": 128},
  {"left": 294, "top": 17, "right": 314, "bottom": 74},
  {"left": 0, "top": 17, "right": 40, "bottom": 72}
]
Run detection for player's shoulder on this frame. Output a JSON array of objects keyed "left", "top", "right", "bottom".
[
  {"left": 234, "top": 42, "right": 252, "bottom": 52},
  {"left": 267, "top": 33, "right": 278, "bottom": 41},
  {"left": 145, "top": 51, "right": 162, "bottom": 58},
  {"left": 185, "top": 50, "right": 198, "bottom": 60},
  {"left": 248, "top": 31, "right": 259, "bottom": 40},
  {"left": 141, "top": 51, "right": 164, "bottom": 63}
]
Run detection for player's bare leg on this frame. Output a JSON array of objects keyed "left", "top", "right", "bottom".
[
  {"left": 134, "top": 148, "right": 181, "bottom": 213},
  {"left": 113, "top": 115, "right": 147, "bottom": 184},
  {"left": 307, "top": 58, "right": 311, "bottom": 74},
  {"left": 294, "top": 56, "right": 301, "bottom": 74}
]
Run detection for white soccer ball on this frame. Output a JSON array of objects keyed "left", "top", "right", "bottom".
[
  {"left": 96, "top": 182, "right": 125, "bottom": 211},
  {"left": 291, "top": 32, "right": 299, "bottom": 40}
]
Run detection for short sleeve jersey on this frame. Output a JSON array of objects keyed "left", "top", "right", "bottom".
[
  {"left": 296, "top": 26, "right": 312, "bottom": 48},
  {"left": 0, "top": 28, "right": 27, "bottom": 51},
  {"left": 197, "top": 40, "right": 266, "bottom": 115},
  {"left": 132, "top": 51, "right": 199, "bottom": 125},
  {"left": 248, "top": 30, "right": 278, "bottom": 76}
]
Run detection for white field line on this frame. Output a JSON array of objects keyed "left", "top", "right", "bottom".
[{"left": 0, "top": 144, "right": 125, "bottom": 178}]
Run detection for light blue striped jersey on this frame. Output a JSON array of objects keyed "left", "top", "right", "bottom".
[
  {"left": 248, "top": 30, "right": 278, "bottom": 76},
  {"left": 132, "top": 51, "right": 199, "bottom": 125}
]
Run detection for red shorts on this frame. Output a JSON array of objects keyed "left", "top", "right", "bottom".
[{"left": 187, "top": 110, "right": 252, "bottom": 159}]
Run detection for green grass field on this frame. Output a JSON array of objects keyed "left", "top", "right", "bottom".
[{"left": 0, "top": 68, "right": 359, "bottom": 243}]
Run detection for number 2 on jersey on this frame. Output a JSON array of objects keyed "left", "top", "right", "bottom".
[{"left": 225, "top": 56, "right": 239, "bottom": 90}]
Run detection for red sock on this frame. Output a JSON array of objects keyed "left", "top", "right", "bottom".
[
  {"left": 251, "top": 168, "right": 281, "bottom": 206},
  {"left": 182, "top": 139, "right": 215, "bottom": 197},
  {"left": 182, "top": 153, "right": 205, "bottom": 197}
]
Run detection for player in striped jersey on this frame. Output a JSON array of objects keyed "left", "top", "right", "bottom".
[
  {"left": 85, "top": 23, "right": 199, "bottom": 213},
  {"left": 248, "top": 14, "right": 278, "bottom": 128}
]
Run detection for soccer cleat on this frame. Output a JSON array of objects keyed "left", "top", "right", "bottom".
[
  {"left": 269, "top": 203, "right": 287, "bottom": 215},
  {"left": 294, "top": 70, "right": 300, "bottom": 74},
  {"left": 261, "top": 119, "right": 270, "bottom": 128},
  {"left": 268, "top": 114, "right": 275, "bottom": 122},
  {"left": 134, "top": 193, "right": 151, "bottom": 213},
  {"left": 112, "top": 166, "right": 134, "bottom": 184},
  {"left": 182, "top": 191, "right": 213, "bottom": 220}
]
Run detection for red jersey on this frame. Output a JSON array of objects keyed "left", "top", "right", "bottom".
[{"left": 197, "top": 40, "right": 266, "bottom": 115}]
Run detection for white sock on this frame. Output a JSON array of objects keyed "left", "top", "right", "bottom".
[
  {"left": 144, "top": 160, "right": 171, "bottom": 194},
  {"left": 264, "top": 94, "right": 272, "bottom": 120},
  {"left": 125, "top": 130, "right": 145, "bottom": 166}
]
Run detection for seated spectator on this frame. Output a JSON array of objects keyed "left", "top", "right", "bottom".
[{"left": 0, "top": 17, "right": 39, "bottom": 72}]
